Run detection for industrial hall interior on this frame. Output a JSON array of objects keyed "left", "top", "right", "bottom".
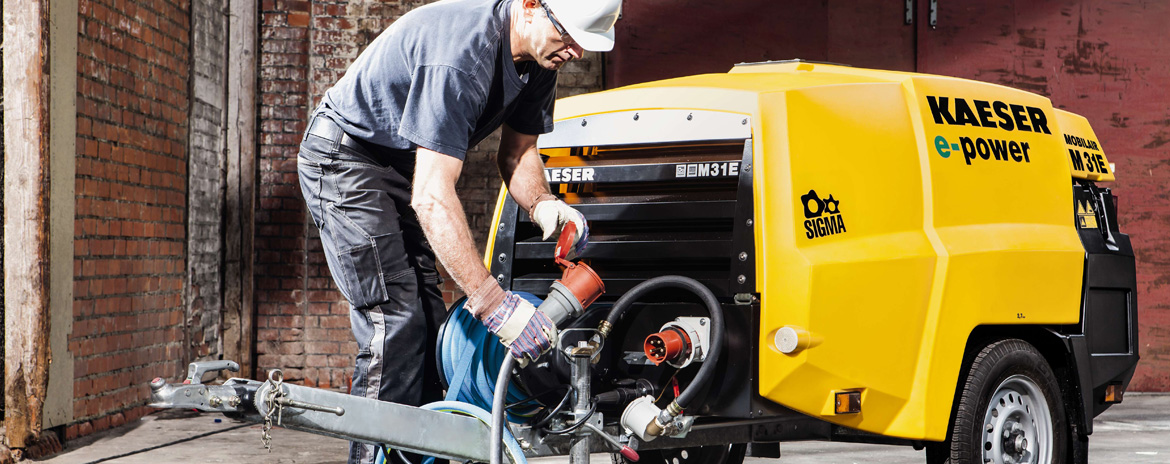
[{"left": 2, "top": 0, "right": 1168, "bottom": 463}]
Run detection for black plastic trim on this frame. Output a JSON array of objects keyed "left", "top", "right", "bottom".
[
  {"left": 1061, "top": 181, "right": 1139, "bottom": 437},
  {"left": 545, "top": 161, "right": 743, "bottom": 185}
]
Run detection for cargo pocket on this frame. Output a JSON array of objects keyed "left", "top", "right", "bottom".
[{"left": 323, "top": 204, "right": 411, "bottom": 309}]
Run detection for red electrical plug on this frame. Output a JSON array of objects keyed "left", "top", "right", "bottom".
[
  {"left": 644, "top": 328, "right": 691, "bottom": 366},
  {"left": 553, "top": 221, "right": 604, "bottom": 308}
]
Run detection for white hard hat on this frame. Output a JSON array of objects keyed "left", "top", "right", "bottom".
[{"left": 542, "top": 0, "right": 622, "bottom": 52}]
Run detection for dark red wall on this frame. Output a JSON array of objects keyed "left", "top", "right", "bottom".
[
  {"left": 609, "top": 0, "right": 1169, "bottom": 390},
  {"left": 916, "top": 0, "right": 1170, "bottom": 391},
  {"left": 607, "top": 0, "right": 915, "bottom": 86}
]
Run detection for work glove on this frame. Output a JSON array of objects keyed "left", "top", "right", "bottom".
[
  {"left": 469, "top": 276, "right": 559, "bottom": 365},
  {"left": 531, "top": 196, "right": 589, "bottom": 257}
]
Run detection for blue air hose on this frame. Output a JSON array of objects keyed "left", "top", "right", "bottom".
[
  {"left": 375, "top": 294, "right": 546, "bottom": 464},
  {"left": 373, "top": 401, "right": 526, "bottom": 464},
  {"left": 437, "top": 293, "right": 544, "bottom": 419}
]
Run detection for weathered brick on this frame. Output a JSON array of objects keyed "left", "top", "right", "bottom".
[
  {"left": 251, "top": 0, "right": 605, "bottom": 390},
  {"left": 71, "top": 0, "right": 191, "bottom": 439}
]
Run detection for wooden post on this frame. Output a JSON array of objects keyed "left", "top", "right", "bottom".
[
  {"left": 3, "top": 0, "right": 53, "bottom": 450},
  {"left": 223, "top": 0, "right": 258, "bottom": 379}
]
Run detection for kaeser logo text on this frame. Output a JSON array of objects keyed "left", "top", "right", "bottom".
[
  {"left": 545, "top": 167, "right": 596, "bottom": 183},
  {"left": 927, "top": 96, "right": 1049, "bottom": 166}
]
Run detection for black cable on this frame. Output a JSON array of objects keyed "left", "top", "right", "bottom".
[
  {"left": 505, "top": 396, "right": 540, "bottom": 410},
  {"left": 80, "top": 422, "right": 251, "bottom": 464},
  {"left": 505, "top": 385, "right": 568, "bottom": 410},
  {"left": 541, "top": 400, "right": 598, "bottom": 435},
  {"left": 603, "top": 275, "right": 725, "bottom": 411},
  {"left": 530, "top": 386, "right": 575, "bottom": 430}
]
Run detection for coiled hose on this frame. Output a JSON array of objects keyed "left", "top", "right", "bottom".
[
  {"left": 385, "top": 294, "right": 543, "bottom": 464},
  {"left": 438, "top": 294, "right": 543, "bottom": 419},
  {"left": 374, "top": 400, "right": 525, "bottom": 464}
]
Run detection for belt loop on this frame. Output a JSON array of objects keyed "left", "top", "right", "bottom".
[
  {"left": 330, "top": 119, "right": 341, "bottom": 152},
  {"left": 303, "top": 115, "right": 315, "bottom": 143}
]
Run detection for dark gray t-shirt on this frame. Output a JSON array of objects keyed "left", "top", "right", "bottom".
[{"left": 318, "top": 0, "right": 557, "bottom": 160}]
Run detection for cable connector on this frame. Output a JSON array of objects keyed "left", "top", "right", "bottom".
[{"left": 598, "top": 320, "right": 613, "bottom": 339}]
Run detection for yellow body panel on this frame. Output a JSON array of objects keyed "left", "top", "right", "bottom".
[
  {"left": 1055, "top": 110, "right": 1115, "bottom": 181},
  {"left": 530, "top": 62, "right": 1096, "bottom": 441},
  {"left": 484, "top": 186, "right": 510, "bottom": 267}
]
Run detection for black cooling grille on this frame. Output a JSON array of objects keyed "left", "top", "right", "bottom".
[{"left": 489, "top": 140, "right": 757, "bottom": 299}]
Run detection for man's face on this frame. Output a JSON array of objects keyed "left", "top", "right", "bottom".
[{"left": 530, "top": 6, "right": 584, "bottom": 70}]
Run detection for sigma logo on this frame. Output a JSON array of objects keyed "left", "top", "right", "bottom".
[
  {"left": 545, "top": 167, "right": 596, "bottom": 183},
  {"left": 801, "top": 190, "right": 847, "bottom": 239}
]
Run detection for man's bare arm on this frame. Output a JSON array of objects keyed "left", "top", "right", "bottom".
[
  {"left": 497, "top": 124, "right": 553, "bottom": 214},
  {"left": 411, "top": 147, "right": 494, "bottom": 316}
]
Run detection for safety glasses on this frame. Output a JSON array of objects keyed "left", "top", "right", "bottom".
[{"left": 540, "top": 1, "right": 575, "bottom": 44}]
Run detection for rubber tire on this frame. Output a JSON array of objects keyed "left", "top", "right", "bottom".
[
  {"left": 627, "top": 444, "right": 747, "bottom": 464},
  {"left": 936, "top": 339, "right": 1068, "bottom": 464}
]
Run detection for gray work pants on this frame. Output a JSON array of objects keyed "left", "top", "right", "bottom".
[{"left": 297, "top": 115, "right": 448, "bottom": 464}]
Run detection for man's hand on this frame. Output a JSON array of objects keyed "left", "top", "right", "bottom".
[
  {"left": 468, "top": 275, "right": 558, "bottom": 364},
  {"left": 483, "top": 293, "right": 558, "bottom": 364},
  {"left": 532, "top": 198, "right": 589, "bottom": 255},
  {"left": 497, "top": 126, "right": 588, "bottom": 255}
]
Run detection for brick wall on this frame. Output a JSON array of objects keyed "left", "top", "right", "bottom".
[
  {"left": 69, "top": 0, "right": 190, "bottom": 439},
  {"left": 255, "top": 0, "right": 605, "bottom": 389},
  {"left": 255, "top": 0, "right": 315, "bottom": 385},
  {"left": 187, "top": 0, "right": 227, "bottom": 362}
]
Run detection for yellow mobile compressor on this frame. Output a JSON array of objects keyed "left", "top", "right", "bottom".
[
  {"left": 149, "top": 62, "right": 1136, "bottom": 464},
  {"left": 478, "top": 61, "right": 1137, "bottom": 464}
]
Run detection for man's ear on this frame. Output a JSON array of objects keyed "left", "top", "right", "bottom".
[{"left": 521, "top": 0, "right": 540, "bottom": 20}]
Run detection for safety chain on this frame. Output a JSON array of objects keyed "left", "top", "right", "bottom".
[{"left": 261, "top": 369, "right": 286, "bottom": 452}]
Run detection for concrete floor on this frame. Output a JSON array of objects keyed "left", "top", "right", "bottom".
[{"left": 34, "top": 394, "right": 1170, "bottom": 464}]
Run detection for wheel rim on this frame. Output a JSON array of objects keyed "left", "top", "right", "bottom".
[{"left": 981, "top": 374, "right": 1053, "bottom": 464}]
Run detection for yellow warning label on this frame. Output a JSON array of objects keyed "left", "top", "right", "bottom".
[{"left": 1076, "top": 200, "right": 1098, "bottom": 229}]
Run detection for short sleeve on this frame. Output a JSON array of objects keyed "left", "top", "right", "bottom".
[
  {"left": 505, "top": 69, "right": 557, "bottom": 135},
  {"left": 398, "top": 65, "right": 485, "bottom": 160}
]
